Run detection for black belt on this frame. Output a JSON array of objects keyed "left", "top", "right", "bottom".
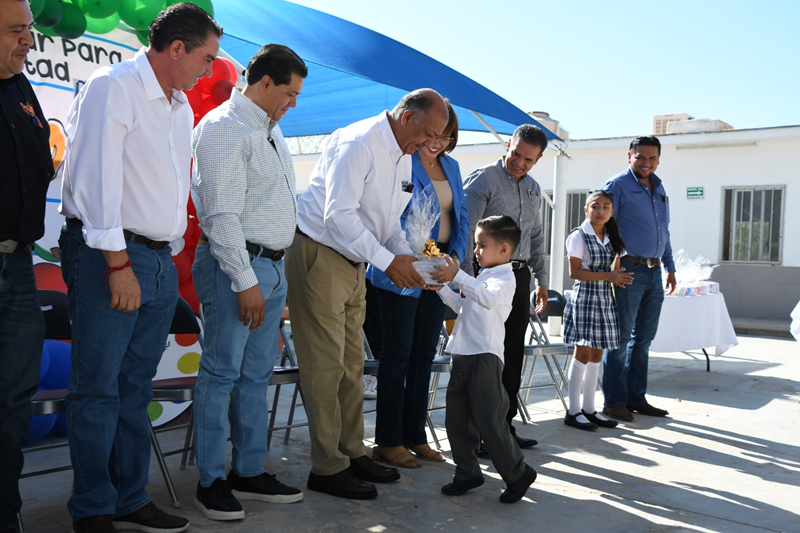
[
  {"left": 199, "top": 233, "right": 284, "bottom": 261},
  {"left": 295, "top": 227, "right": 362, "bottom": 268},
  {"left": 621, "top": 255, "right": 661, "bottom": 268},
  {"left": 511, "top": 259, "right": 528, "bottom": 271},
  {"left": 67, "top": 218, "right": 170, "bottom": 250}
]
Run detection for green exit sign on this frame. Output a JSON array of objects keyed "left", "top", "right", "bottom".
[{"left": 687, "top": 187, "right": 704, "bottom": 199}]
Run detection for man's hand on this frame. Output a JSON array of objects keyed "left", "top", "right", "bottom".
[
  {"left": 385, "top": 254, "right": 425, "bottom": 289},
  {"left": 665, "top": 272, "right": 677, "bottom": 295},
  {"left": 103, "top": 250, "right": 140, "bottom": 312},
  {"left": 237, "top": 285, "right": 265, "bottom": 331},
  {"left": 535, "top": 285, "right": 548, "bottom": 314}
]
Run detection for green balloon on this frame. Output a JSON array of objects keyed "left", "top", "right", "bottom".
[
  {"left": 34, "top": 23, "right": 59, "bottom": 37},
  {"left": 77, "top": 0, "right": 122, "bottom": 20},
  {"left": 119, "top": 0, "right": 165, "bottom": 31},
  {"left": 54, "top": 2, "right": 88, "bottom": 39},
  {"left": 29, "top": 0, "right": 47, "bottom": 19},
  {"left": 85, "top": 12, "right": 120, "bottom": 35},
  {"left": 135, "top": 28, "right": 149, "bottom": 46},
  {"left": 34, "top": 0, "right": 63, "bottom": 28},
  {"left": 168, "top": 0, "right": 213, "bottom": 17}
]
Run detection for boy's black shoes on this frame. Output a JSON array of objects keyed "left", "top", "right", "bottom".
[
  {"left": 500, "top": 464, "right": 537, "bottom": 504},
  {"left": 441, "top": 476, "right": 485, "bottom": 496},
  {"left": 514, "top": 435, "right": 539, "bottom": 449}
]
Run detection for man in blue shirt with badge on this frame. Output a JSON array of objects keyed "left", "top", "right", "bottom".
[{"left": 601, "top": 136, "right": 676, "bottom": 422}]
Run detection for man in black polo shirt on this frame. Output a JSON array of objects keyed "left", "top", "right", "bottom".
[{"left": 0, "top": 1, "right": 53, "bottom": 532}]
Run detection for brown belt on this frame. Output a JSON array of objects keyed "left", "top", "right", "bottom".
[
  {"left": 66, "top": 218, "right": 170, "bottom": 250},
  {"left": 198, "top": 233, "right": 285, "bottom": 261},
  {"left": 295, "top": 227, "right": 362, "bottom": 268},
  {"left": 621, "top": 255, "right": 661, "bottom": 268}
]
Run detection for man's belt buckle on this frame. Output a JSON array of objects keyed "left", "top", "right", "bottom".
[
  {"left": 0, "top": 239, "right": 19, "bottom": 254},
  {"left": 646, "top": 258, "right": 658, "bottom": 268}
]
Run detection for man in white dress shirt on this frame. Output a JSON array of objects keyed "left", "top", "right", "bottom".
[
  {"left": 190, "top": 44, "right": 306, "bottom": 521},
  {"left": 286, "top": 89, "right": 448, "bottom": 500},
  {"left": 58, "top": 5, "right": 221, "bottom": 533}
]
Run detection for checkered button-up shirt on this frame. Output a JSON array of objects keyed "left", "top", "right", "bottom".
[{"left": 192, "top": 90, "right": 297, "bottom": 292}]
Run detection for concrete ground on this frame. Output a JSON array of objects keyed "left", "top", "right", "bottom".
[{"left": 19, "top": 333, "right": 800, "bottom": 533}]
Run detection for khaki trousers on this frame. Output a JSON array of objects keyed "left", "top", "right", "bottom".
[{"left": 285, "top": 232, "right": 368, "bottom": 475}]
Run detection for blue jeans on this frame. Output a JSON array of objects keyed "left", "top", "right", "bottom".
[
  {"left": 59, "top": 221, "right": 178, "bottom": 519},
  {"left": 0, "top": 251, "right": 44, "bottom": 529},
  {"left": 603, "top": 261, "right": 665, "bottom": 406},
  {"left": 192, "top": 245, "right": 286, "bottom": 487},
  {"left": 375, "top": 288, "right": 445, "bottom": 447}
]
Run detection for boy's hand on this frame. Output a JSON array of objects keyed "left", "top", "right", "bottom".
[{"left": 429, "top": 255, "right": 459, "bottom": 288}]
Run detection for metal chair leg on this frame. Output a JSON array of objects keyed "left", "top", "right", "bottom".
[{"left": 149, "top": 421, "right": 180, "bottom": 508}]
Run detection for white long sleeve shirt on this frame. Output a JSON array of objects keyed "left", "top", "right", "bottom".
[
  {"left": 438, "top": 263, "right": 516, "bottom": 362},
  {"left": 60, "top": 49, "right": 192, "bottom": 253},
  {"left": 296, "top": 112, "right": 413, "bottom": 270}
]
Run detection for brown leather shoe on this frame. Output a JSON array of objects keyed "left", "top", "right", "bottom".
[
  {"left": 627, "top": 403, "right": 669, "bottom": 417},
  {"left": 72, "top": 515, "right": 115, "bottom": 533},
  {"left": 112, "top": 502, "right": 189, "bottom": 532},
  {"left": 603, "top": 405, "right": 634, "bottom": 421}
]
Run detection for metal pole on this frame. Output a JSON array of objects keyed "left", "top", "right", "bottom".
[{"left": 549, "top": 145, "right": 569, "bottom": 296}]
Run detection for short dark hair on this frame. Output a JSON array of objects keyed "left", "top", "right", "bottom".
[
  {"left": 477, "top": 215, "right": 521, "bottom": 254},
  {"left": 390, "top": 90, "right": 442, "bottom": 125},
  {"left": 245, "top": 44, "right": 308, "bottom": 86},
  {"left": 148, "top": 2, "right": 223, "bottom": 54},
  {"left": 629, "top": 135, "right": 661, "bottom": 156},
  {"left": 439, "top": 99, "right": 459, "bottom": 154},
  {"left": 512, "top": 124, "right": 548, "bottom": 154}
]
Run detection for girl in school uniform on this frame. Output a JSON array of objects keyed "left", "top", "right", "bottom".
[{"left": 562, "top": 190, "right": 634, "bottom": 430}]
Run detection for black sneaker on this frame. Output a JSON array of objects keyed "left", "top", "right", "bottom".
[
  {"left": 113, "top": 502, "right": 189, "bottom": 532},
  {"left": 194, "top": 479, "right": 245, "bottom": 521},
  {"left": 228, "top": 471, "right": 304, "bottom": 504}
]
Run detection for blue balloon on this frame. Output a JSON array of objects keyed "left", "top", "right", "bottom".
[
  {"left": 39, "top": 341, "right": 72, "bottom": 390},
  {"left": 39, "top": 343, "right": 51, "bottom": 381}
]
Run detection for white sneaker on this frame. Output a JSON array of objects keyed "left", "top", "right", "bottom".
[{"left": 363, "top": 375, "right": 378, "bottom": 400}]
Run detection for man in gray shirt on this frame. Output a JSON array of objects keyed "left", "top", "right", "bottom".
[{"left": 463, "top": 124, "right": 549, "bottom": 450}]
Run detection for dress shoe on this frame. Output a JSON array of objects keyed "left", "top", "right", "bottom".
[
  {"left": 582, "top": 410, "right": 619, "bottom": 428},
  {"left": 500, "top": 464, "right": 537, "bottom": 504},
  {"left": 307, "top": 470, "right": 377, "bottom": 500},
  {"left": 513, "top": 434, "right": 539, "bottom": 449},
  {"left": 347, "top": 455, "right": 401, "bottom": 483},
  {"left": 603, "top": 405, "right": 634, "bottom": 421},
  {"left": 627, "top": 403, "right": 669, "bottom": 417},
  {"left": 112, "top": 502, "right": 189, "bottom": 532},
  {"left": 564, "top": 412, "right": 597, "bottom": 431},
  {"left": 441, "top": 476, "right": 485, "bottom": 496}
]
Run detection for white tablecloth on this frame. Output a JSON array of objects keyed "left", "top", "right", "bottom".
[{"left": 650, "top": 292, "right": 738, "bottom": 356}]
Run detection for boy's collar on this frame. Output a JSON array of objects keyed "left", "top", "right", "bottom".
[{"left": 479, "top": 262, "right": 513, "bottom": 274}]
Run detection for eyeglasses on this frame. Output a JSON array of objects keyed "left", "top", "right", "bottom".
[{"left": 433, "top": 136, "right": 454, "bottom": 146}]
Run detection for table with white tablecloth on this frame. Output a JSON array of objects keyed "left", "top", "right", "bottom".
[{"left": 649, "top": 292, "right": 738, "bottom": 370}]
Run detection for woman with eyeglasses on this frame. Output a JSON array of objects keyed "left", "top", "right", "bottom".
[{"left": 366, "top": 100, "right": 469, "bottom": 468}]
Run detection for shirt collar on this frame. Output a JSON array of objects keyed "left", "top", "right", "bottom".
[
  {"left": 580, "top": 218, "right": 609, "bottom": 245},
  {"left": 229, "top": 89, "right": 275, "bottom": 133},
  {"left": 479, "top": 262, "right": 514, "bottom": 276},
  {"left": 134, "top": 48, "right": 187, "bottom": 105},
  {"left": 378, "top": 111, "right": 404, "bottom": 159},
  {"left": 497, "top": 156, "right": 529, "bottom": 182}
]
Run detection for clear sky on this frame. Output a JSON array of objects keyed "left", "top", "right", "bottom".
[{"left": 289, "top": 0, "right": 800, "bottom": 140}]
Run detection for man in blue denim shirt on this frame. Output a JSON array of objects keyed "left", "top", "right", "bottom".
[{"left": 601, "top": 136, "right": 676, "bottom": 422}]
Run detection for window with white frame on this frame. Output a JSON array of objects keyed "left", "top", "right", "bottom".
[
  {"left": 541, "top": 190, "right": 589, "bottom": 255},
  {"left": 722, "top": 186, "right": 783, "bottom": 263}
]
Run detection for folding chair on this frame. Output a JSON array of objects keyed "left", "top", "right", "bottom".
[
  {"left": 517, "top": 290, "right": 572, "bottom": 420},
  {"left": 425, "top": 306, "right": 456, "bottom": 448}
]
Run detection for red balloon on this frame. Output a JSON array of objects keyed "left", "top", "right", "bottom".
[
  {"left": 218, "top": 57, "right": 240, "bottom": 84},
  {"left": 172, "top": 252, "right": 192, "bottom": 284},
  {"left": 196, "top": 58, "right": 230, "bottom": 95},
  {"left": 34, "top": 263, "right": 67, "bottom": 293},
  {"left": 211, "top": 80, "right": 234, "bottom": 105}
]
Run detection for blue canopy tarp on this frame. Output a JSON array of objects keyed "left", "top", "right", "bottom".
[{"left": 213, "top": 0, "right": 559, "bottom": 140}]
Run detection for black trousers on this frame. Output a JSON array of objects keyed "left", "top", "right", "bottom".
[{"left": 502, "top": 266, "right": 531, "bottom": 433}]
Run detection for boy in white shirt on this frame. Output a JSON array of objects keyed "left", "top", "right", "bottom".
[{"left": 430, "top": 215, "right": 537, "bottom": 503}]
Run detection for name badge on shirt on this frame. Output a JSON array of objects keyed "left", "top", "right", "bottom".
[{"left": 401, "top": 181, "right": 414, "bottom": 193}]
